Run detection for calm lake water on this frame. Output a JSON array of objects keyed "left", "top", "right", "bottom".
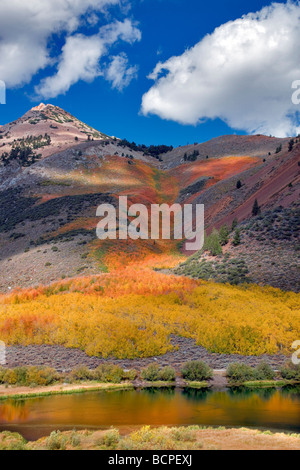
[{"left": 0, "top": 387, "right": 300, "bottom": 441}]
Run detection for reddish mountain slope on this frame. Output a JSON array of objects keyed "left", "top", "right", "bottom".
[
  {"left": 215, "top": 144, "right": 300, "bottom": 229},
  {"left": 187, "top": 142, "right": 300, "bottom": 231}
]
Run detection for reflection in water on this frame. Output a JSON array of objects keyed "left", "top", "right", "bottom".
[
  {"left": 0, "top": 400, "right": 30, "bottom": 423},
  {"left": 181, "top": 388, "right": 212, "bottom": 402},
  {"left": 228, "top": 387, "right": 277, "bottom": 402},
  {"left": 142, "top": 387, "right": 176, "bottom": 397},
  {"left": 282, "top": 385, "right": 300, "bottom": 398},
  {"left": 0, "top": 387, "right": 299, "bottom": 441}
]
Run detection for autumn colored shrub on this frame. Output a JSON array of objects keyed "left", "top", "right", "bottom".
[
  {"left": 69, "top": 364, "right": 126, "bottom": 384},
  {"left": 68, "top": 366, "right": 94, "bottom": 383},
  {"left": 28, "top": 367, "right": 60, "bottom": 386},
  {"left": 0, "top": 365, "right": 138, "bottom": 387},
  {"left": 0, "top": 366, "right": 59, "bottom": 386},
  {"left": 122, "top": 369, "right": 138, "bottom": 381},
  {"left": 0, "top": 368, "right": 18, "bottom": 385},
  {"left": 0, "top": 432, "right": 27, "bottom": 451},
  {"left": 181, "top": 361, "right": 213, "bottom": 382}
]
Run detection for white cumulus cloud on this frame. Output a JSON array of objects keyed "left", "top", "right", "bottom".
[
  {"left": 0, "top": 0, "right": 141, "bottom": 97},
  {"left": 0, "top": 0, "right": 119, "bottom": 86},
  {"left": 142, "top": 1, "right": 300, "bottom": 137},
  {"left": 105, "top": 53, "right": 138, "bottom": 91},
  {"left": 35, "top": 20, "right": 141, "bottom": 98},
  {"left": 35, "top": 34, "right": 106, "bottom": 99}
]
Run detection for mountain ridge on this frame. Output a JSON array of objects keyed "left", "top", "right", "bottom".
[
  {"left": 0, "top": 103, "right": 111, "bottom": 162},
  {"left": 0, "top": 105, "right": 299, "bottom": 292}
]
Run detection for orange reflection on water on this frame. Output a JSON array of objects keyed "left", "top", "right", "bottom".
[
  {"left": 0, "top": 401, "right": 30, "bottom": 423},
  {"left": 0, "top": 389, "right": 299, "bottom": 434}
]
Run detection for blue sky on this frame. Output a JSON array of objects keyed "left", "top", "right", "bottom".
[{"left": 0, "top": 0, "right": 299, "bottom": 146}]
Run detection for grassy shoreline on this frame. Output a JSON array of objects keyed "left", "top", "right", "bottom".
[
  {"left": 0, "top": 359, "right": 299, "bottom": 401},
  {"left": 0, "top": 380, "right": 212, "bottom": 401},
  {"left": 0, "top": 382, "right": 134, "bottom": 401},
  {"left": 185, "top": 381, "right": 210, "bottom": 389},
  {"left": 1, "top": 377, "right": 300, "bottom": 402},
  {"left": 1, "top": 426, "right": 300, "bottom": 450},
  {"left": 241, "top": 380, "right": 300, "bottom": 388}
]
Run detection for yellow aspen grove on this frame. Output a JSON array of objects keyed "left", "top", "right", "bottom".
[{"left": 0, "top": 270, "right": 299, "bottom": 358}]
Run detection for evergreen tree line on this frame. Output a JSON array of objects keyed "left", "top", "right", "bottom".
[{"left": 117, "top": 139, "right": 173, "bottom": 159}]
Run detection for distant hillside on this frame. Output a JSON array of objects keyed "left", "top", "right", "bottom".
[
  {"left": 0, "top": 105, "right": 299, "bottom": 292},
  {"left": 161, "top": 134, "right": 292, "bottom": 169}
]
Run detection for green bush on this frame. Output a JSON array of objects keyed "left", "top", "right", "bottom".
[
  {"left": 141, "top": 364, "right": 160, "bottom": 381},
  {"left": 99, "top": 428, "right": 120, "bottom": 448},
  {"left": 158, "top": 366, "right": 176, "bottom": 382},
  {"left": 13, "top": 367, "right": 28, "bottom": 385},
  {"left": 219, "top": 225, "right": 229, "bottom": 246},
  {"left": 227, "top": 362, "right": 279, "bottom": 384},
  {"left": 231, "top": 219, "right": 238, "bottom": 231},
  {"left": 280, "top": 362, "right": 300, "bottom": 381},
  {"left": 140, "top": 365, "right": 176, "bottom": 382},
  {"left": 181, "top": 361, "right": 213, "bottom": 382},
  {"left": 203, "top": 230, "right": 223, "bottom": 256},
  {"left": 70, "top": 431, "right": 81, "bottom": 448},
  {"left": 46, "top": 431, "right": 67, "bottom": 451},
  {"left": 174, "top": 255, "right": 249, "bottom": 286},
  {"left": 93, "top": 364, "right": 123, "bottom": 383},
  {"left": 252, "top": 199, "right": 261, "bottom": 217},
  {"left": 226, "top": 363, "right": 254, "bottom": 384},
  {"left": 253, "top": 362, "right": 275, "bottom": 381},
  {"left": 232, "top": 229, "right": 241, "bottom": 246}
]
